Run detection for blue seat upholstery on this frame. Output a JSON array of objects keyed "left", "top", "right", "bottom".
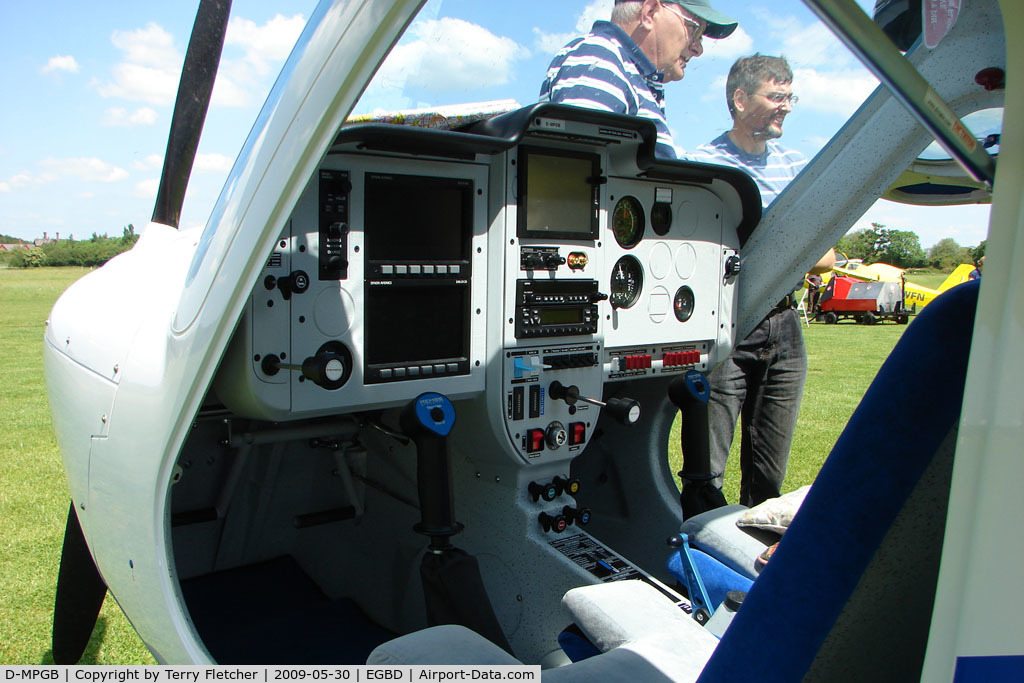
[{"left": 698, "top": 280, "right": 978, "bottom": 682}]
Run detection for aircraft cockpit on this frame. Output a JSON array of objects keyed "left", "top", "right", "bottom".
[
  {"left": 41, "top": 0, "right": 1020, "bottom": 676},
  {"left": 169, "top": 102, "right": 758, "bottom": 663}
]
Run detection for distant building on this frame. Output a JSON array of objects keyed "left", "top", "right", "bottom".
[
  {"left": 33, "top": 231, "right": 59, "bottom": 247},
  {"left": 0, "top": 243, "right": 29, "bottom": 252}
]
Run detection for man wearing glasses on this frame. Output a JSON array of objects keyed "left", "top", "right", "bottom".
[
  {"left": 539, "top": 0, "right": 738, "bottom": 159},
  {"left": 691, "top": 54, "right": 836, "bottom": 507}
]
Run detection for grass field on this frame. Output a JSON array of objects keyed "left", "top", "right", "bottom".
[
  {"left": 1, "top": 267, "right": 914, "bottom": 664},
  {"left": 0, "top": 268, "right": 155, "bottom": 665}
]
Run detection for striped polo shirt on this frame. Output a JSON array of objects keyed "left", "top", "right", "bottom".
[
  {"left": 689, "top": 132, "right": 808, "bottom": 208},
  {"left": 539, "top": 21, "right": 677, "bottom": 159}
]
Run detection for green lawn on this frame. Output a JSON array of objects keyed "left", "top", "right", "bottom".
[
  {"left": 1, "top": 267, "right": 919, "bottom": 664},
  {"left": 668, "top": 319, "right": 907, "bottom": 503},
  {"left": 0, "top": 268, "right": 155, "bottom": 665}
]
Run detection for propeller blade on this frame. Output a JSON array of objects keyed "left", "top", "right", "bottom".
[
  {"left": 52, "top": 503, "right": 107, "bottom": 664},
  {"left": 152, "top": 0, "right": 233, "bottom": 228}
]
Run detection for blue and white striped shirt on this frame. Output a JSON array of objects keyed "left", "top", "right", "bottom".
[
  {"left": 539, "top": 21, "right": 677, "bottom": 159},
  {"left": 690, "top": 132, "right": 808, "bottom": 208}
]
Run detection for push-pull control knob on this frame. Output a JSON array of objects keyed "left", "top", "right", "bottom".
[
  {"left": 529, "top": 481, "right": 559, "bottom": 503},
  {"left": 262, "top": 342, "right": 352, "bottom": 390},
  {"left": 553, "top": 476, "right": 580, "bottom": 497},
  {"left": 563, "top": 505, "right": 591, "bottom": 526},
  {"left": 538, "top": 511, "right": 568, "bottom": 534},
  {"left": 548, "top": 381, "right": 641, "bottom": 426}
]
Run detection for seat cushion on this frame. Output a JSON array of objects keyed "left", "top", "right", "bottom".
[{"left": 680, "top": 505, "right": 780, "bottom": 580}]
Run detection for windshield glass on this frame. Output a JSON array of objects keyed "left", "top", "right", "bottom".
[{"left": 353, "top": 0, "right": 991, "bottom": 250}]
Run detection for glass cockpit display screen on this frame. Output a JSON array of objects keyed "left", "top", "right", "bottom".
[
  {"left": 364, "top": 173, "right": 473, "bottom": 262},
  {"left": 518, "top": 147, "right": 600, "bottom": 240},
  {"left": 362, "top": 172, "right": 474, "bottom": 382}
]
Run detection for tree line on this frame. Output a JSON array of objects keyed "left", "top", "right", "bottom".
[
  {"left": 2, "top": 221, "right": 984, "bottom": 271},
  {"left": 836, "top": 223, "right": 985, "bottom": 270},
  {"left": 1, "top": 226, "right": 139, "bottom": 268}
]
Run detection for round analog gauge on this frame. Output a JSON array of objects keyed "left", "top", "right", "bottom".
[
  {"left": 612, "top": 196, "right": 645, "bottom": 248},
  {"left": 674, "top": 285, "right": 695, "bottom": 322},
  {"left": 651, "top": 202, "right": 672, "bottom": 236},
  {"left": 610, "top": 255, "right": 644, "bottom": 309}
]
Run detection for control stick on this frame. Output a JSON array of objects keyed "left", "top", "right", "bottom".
[
  {"left": 399, "top": 393, "right": 513, "bottom": 655},
  {"left": 668, "top": 370, "right": 727, "bottom": 519},
  {"left": 548, "top": 381, "right": 640, "bottom": 426}
]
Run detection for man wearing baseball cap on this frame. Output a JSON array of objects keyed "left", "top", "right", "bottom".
[{"left": 539, "top": 0, "right": 738, "bottom": 159}]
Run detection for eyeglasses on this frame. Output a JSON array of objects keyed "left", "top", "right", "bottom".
[
  {"left": 755, "top": 91, "right": 799, "bottom": 106},
  {"left": 661, "top": 2, "right": 705, "bottom": 46}
]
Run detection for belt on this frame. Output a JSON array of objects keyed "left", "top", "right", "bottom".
[{"left": 769, "top": 293, "right": 797, "bottom": 315}]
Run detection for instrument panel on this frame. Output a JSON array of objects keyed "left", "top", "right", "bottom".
[{"left": 212, "top": 104, "right": 753, "bottom": 467}]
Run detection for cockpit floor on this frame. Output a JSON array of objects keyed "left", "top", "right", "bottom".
[{"left": 181, "top": 555, "right": 396, "bottom": 664}]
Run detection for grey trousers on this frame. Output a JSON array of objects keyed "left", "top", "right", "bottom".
[{"left": 707, "top": 307, "right": 808, "bottom": 507}]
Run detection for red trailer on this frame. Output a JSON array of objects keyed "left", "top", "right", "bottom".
[{"left": 816, "top": 275, "right": 910, "bottom": 325}]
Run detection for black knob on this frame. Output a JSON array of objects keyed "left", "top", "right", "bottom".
[
  {"left": 277, "top": 270, "right": 310, "bottom": 300},
  {"left": 327, "top": 221, "right": 348, "bottom": 240},
  {"left": 724, "top": 255, "right": 741, "bottom": 278},
  {"left": 604, "top": 397, "right": 641, "bottom": 426},
  {"left": 563, "top": 505, "right": 591, "bottom": 525},
  {"left": 544, "top": 252, "right": 566, "bottom": 268},
  {"left": 553, "top": 476, "right": 580, "bottom": 497},
  {"left": 529, "top": 481, "right": 558, "bottom": 503},
  {"left": 590, "top": 291, "right": 609, "bottom": 303},
  {"left": 522, "top": 253, "right": 545, "bottom": 270},
  {"left": 667, "top": 534, "right": 684, "bottom": 549},
  {"left": 301, "top": 352, "right": 348, "bottom": 390},
  {"left": 538, "top": 511, "right": 568, "bottom": 534}
]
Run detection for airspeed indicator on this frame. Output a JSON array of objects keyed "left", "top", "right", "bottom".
[{"left": 610, "top": 255, "right": 643, "bottom": 309}]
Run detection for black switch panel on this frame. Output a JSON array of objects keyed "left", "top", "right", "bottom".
[{"left": 319, "top": 170, "right": 350, "bottom": 281}]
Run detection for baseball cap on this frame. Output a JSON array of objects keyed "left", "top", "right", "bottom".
[{"left": 617, "top": 0, "right": 739, "bottom": 39}]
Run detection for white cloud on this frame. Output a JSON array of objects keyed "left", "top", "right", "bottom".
[
  {"left": 98, "top": 23, "right": 182, "bottom": 105},
  {"left": 533, "top": 0, "right": 612, "bottom": 55},
  {"left": 132, "top": 154, "right": 164, "bottom": 171},
  {"left": 375, "top": 18, "right": 530, "bottom": 93},
  {"left": 135, "top": 178, "right": 159, "bottom": 198},
  {"left": 699, "top": 26, "right": 755, "bottom": 62},
  {"left": 207, "top": 14, "right": 306, "bottom": 108},
  {"left": 39, "top": 157, "right": 129, "bottom": 183},
  {"left": 102, "top": 106, "right": 158, "bottom": 126},
  {"left": 194, "top": 153, "right": 233, "bottom": 173},
  {"left": 41, "top": 55, "right": 79, "bottom": 75},
  {"left": 794, "top": 67, "right": 877, "bottom": 117},
  {"left": 226, "top": 14, "right": 305, "bottom": 76}
]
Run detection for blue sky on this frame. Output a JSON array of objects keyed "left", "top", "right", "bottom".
[{"left": 0, "top": 0, "right": 993, "bottom": 248}]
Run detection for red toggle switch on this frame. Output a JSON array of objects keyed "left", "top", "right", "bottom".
[{"left": 527, "top": 428, "right": 545, "bottom": 453}]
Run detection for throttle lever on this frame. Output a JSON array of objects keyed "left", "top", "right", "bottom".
[{"left": 548, "top": 381, "right": 641, "bottom": 426}]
